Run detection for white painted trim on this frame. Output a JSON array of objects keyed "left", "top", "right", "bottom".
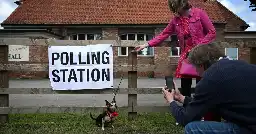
[{"left": 225, "top": 48, "right": 239, "bottom": 60}]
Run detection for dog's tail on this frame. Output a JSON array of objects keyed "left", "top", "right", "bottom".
[{"left": 90, "top": 112, "right": 97, "bottom": 120}]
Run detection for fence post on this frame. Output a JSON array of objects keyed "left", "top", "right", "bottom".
[
  {"left": 128, "top": 47, "right": 137, "bottom": 120},
  {"left": 0, "top": 45, "right": 9, "bottom": 123}
]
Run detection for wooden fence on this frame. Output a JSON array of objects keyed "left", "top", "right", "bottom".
[{"left": 0, "top": 38, "right": 255, "bottom": 123}]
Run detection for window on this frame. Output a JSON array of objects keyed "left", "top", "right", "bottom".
[
  {"left": 225, "top": 48, "right": 238, "bottom": 60},
  {"left": 118, "top": 33, "right": 154, "bottom": 56},
  {"left": 170, "top": 47, "right": 181, "bottom": 57},
  {"left": 118, "top": 47, "right": 128, "bottom": 56},
  {"left": 69, "top": 33, "right": 102, "bottom": 40}
]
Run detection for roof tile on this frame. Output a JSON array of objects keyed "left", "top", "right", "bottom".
[{"left": 1, "top": 0, "right": 245, "bottom": 25}]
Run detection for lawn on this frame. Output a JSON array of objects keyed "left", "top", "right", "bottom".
[{"left": 0, "top": 112, "right": 184, "bottom": 134}]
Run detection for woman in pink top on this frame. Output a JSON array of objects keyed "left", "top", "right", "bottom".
[
  {"left": 135, "top": 0, "right": 219, "bottom": 121},
  {"left": 135, "top": 0, "right": 216, "bottom": 97}
]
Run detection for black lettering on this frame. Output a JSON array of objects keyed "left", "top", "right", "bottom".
[
  {"left": 52, "top": 70, "right": 60, "bottom": 82},
  {"left": 91, "top": 52, "right": 101, "bottom": 64},
  {"left": 52, "top": 53, "right": 60, "bottom": 65},
  {"left": 78, "top": 52, "right": 86, "bottom": 64},
  {"left": 87, "top": 69, "right": 90, "bottom": 81},
  {"left": 68, "top": 69, "right": 78, "bottom": 82},
  {"left": 18, "top": 54, "right": 21, "bottom": 59},
  {"left": 102, "top": 51, "right": 109, "bottom": 64},
  {"left": 60, "top": 52, "right": 69, "bottom": 65},
  {"left": 87, "top": 52, "right": 90, "bottom": 64},
  {"left": 102, "top": 69, "right": 110, "bottom": 81},
  {"left": 77, "top": 69, "right": 85, "bottom": 82},
  {"left": 91, "top": 68, "right": 100, "bottom": 82},
  {"left": 60, "top": 69, "right": 68, "bottom": 82},
  {"left": 70, "top": 52, "right": 77, "bottom": 65}
]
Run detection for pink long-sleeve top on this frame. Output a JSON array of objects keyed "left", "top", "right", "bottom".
[{"left": 148, "top": 7, "right": 216, "bottom": 51}]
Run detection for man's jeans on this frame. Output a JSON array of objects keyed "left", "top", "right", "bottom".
[{"left": 185, "top": 121, "right": 241, "bottom": 134}]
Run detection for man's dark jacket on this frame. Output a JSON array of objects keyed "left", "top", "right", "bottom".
[{"left": 170, "top": 59, "right": 256, "bottom": 134}]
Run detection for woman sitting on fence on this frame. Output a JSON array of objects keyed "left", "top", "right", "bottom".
[{"left": 135, "top": 0, "right": 219, "bottom": 121}]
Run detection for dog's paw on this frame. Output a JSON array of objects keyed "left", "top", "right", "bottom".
[
  {"left": 112, "top": 125, "right": 114, "bottom": 128},
  {"left": 101, "top": 127, "right": 105, "bottom": 131}
]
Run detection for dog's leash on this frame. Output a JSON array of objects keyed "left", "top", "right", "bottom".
[{"left": 112, "top": 50, "right": 136, "bottom": 99}]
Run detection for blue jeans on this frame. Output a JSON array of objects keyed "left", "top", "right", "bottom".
[{"left": 185, "top": 121, "right": 241, "bottom": 134}]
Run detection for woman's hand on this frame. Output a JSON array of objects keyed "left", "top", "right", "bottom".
[{"left": 134, "top": 43, "right": 149, "bottom": 52}]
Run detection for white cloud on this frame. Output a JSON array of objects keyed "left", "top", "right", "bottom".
[
  {"left": 0, "top": 0, "right": 17, "bottom": 28},
  {"left": 0, "top": 1, "right": 15, "bottom": 18},
  {"left": 246, "top": 22, "right": 256, "bottom": 31},
  {"left": 218, "top": 0, "right": 246, "bottom": 14}
]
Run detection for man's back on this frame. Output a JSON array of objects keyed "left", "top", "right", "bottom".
[{"left": 203, "top": 59, "right": 256, "bottom": 133}]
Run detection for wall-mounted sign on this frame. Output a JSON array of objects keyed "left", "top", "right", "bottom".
[{"left": 8, "top": 45, "right": 29, "bottom": 61}]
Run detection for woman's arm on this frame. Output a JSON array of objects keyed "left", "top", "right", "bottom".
[
  {"left": 198, "top": 10, "right": 216, "bottom": 44},
  {"left": 147, "top": 19, "right": 175, "bottom": 47}
]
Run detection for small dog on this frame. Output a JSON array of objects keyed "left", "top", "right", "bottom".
[{"left": 90, "top": 96, "right": 118, "bottom": 130}]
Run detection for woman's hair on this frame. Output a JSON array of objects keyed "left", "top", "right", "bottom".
[
  {"left": 168, "top": 0, "right": 192, "bottom": 13},
  {"left": 187, "top": 42, "right": 225, "bottom": 69}
]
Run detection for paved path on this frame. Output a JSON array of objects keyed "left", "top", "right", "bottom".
[{"left": 9, "top": 78, "right": 197, "bottom": 107}]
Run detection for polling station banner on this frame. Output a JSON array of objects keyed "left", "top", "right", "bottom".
[{"left": 48, "top": 44, "right": 113, "bottom": 90}]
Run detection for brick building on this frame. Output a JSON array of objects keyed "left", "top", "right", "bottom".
[{"left": 0, "top": 0, "right": 252, "bottom": 78}]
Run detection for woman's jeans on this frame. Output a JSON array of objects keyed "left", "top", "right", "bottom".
[
  {"left": 180, "top": 78, "right": 201, "bottom": 97},
  {"left": 185, "top": 121, "right": 241, "bottom": 134}
]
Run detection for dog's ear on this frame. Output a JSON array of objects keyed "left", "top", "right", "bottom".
[{"left": 105, "top": 100, "right": 110, "bottom": 106}]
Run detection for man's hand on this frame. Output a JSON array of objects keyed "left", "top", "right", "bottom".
[
  {"left": 162, "top": 87, "right": 175, "bottom": 103},
  {"left": 173, "top": 88, "right": 186, "bottom": 103}
]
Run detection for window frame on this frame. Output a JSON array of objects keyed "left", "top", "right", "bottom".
[
  {"left": 118, "top": 47, "right": 129, "bottom": 56},
  {"left": 118, "top": 33, "right": 154, "bottom": 57},
  {"left": 68, "top": 33, "right": 102, "bottom": 40},
  {"left": 170, "top": 47, "right": 181, "bottom": 57},
  {"left": 225, "top": 48, "right": 239, "bottom": 60}
]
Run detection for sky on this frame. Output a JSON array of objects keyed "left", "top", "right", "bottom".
[{"left": 0, "top": 0, "right": 255, "bottom": 31}]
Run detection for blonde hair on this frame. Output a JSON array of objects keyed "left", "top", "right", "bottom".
[
  {"left": 187, "top": 42, "right": 225, "bottom": 68},
  {"left": 168, "top": 0, "right": 191, "bottom": 13}
]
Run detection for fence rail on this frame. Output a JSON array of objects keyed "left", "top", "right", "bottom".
[
  {"left": 0, "top": 88, "right": 163, "bottom": 94},
  {"left": 0, "top": 63, "right": 156, "bottom": 72}
]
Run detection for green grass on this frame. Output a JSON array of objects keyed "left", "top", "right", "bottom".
[{"left": 0, "top": 112, "right": 184, "bottom": 134}]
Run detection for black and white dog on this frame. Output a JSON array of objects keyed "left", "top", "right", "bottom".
[{"left": 90, "top": 96, "right": 118, "bottom": 130}]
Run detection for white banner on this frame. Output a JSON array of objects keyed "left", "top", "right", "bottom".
[
  {"left": 48, "top": 44, "right": 113, "bottom": 90},
  {"left": 8, "top": 45, "right": 29, "bottom": 61}
]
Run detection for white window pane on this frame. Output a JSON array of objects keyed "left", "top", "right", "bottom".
[
  {"left": 87, "top": 34, "right": 94, "bottom": 40},
  {"left": 137, "top": 34, "right": 144, "bottom": 41},
  {"left": 170, "top": 47, "right": 180, "bottom": 56},
  {"left": 120, "top": 34, "right": 127, "bottom": 40},
  {"left": 71, "top": 35, "right": 77, "bottom": 40},
  {"left": 119, "top": 47, "right": 127, "bottom": 56},
  {"left": 226, "top": 48, "right": 238, "bottom": 60},
  {"left": 146, "top": 34, "right": 153, "bottom": 41},
  {"left": 78, "top": 34, "right": 85, "bottom": 40},
  {"left": 128, "top": 34, "right": 135, "bottom": 40},
  {"left": 95, "top": 34, "right": 102, "bottom": 40},
  {"left": 138, "top": 47, "right": 154, "bottom": 56}
]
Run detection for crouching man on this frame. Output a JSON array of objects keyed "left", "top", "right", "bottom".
[{"left": 162, "top": 42, "right": 256, "bottom": 134}]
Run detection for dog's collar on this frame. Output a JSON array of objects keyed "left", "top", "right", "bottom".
[{"left": 107, "top": 111, "right": 118, "bottom": 118}]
